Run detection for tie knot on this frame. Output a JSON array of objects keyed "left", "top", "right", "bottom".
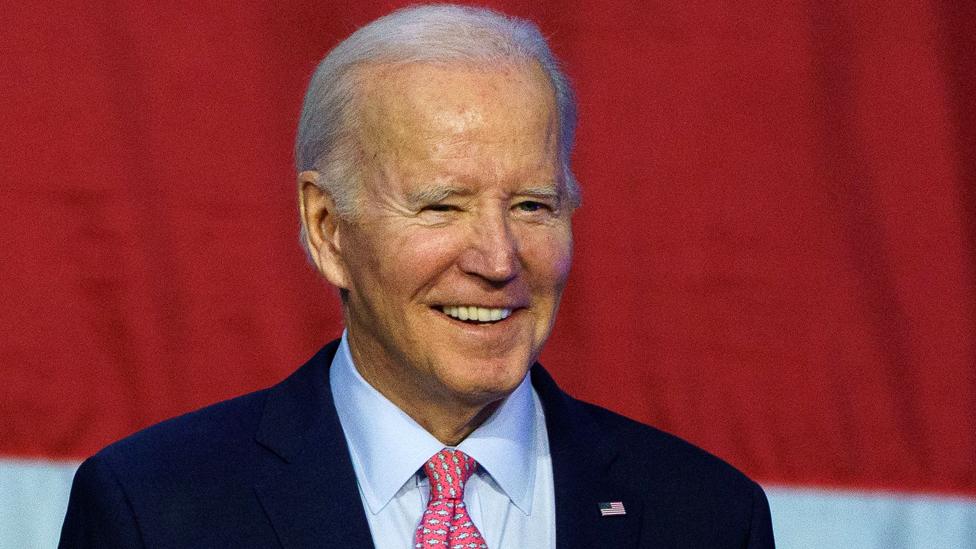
[{"left": 422, "top": 449, "right": 477, "bottom": 501}]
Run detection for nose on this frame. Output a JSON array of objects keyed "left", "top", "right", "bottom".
[{"left": 457, "top": 209, "right": 519, "bottom": 283}]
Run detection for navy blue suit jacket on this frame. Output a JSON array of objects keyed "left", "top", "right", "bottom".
[{"left": 60, "top": 340, "right": 774, "bottom": 548}]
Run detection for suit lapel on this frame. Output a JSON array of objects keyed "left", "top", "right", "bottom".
[
  {"left": 253, "top": 342, "right": 374, "bottom": 549},
  {"left": 533, "top": 366, "right": 644, "bottom": 549},
  {"left": 249, "top": 346, "right": 643, "bottom": 549}
]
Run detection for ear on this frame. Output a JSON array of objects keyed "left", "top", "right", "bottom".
[{"left": 298, "top": 170, "right": 351, "bottom": 289}]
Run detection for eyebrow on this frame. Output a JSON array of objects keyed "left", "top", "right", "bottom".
[
  {"left": 405, "top": 185, "right": 472, "bottom": 205},
  {"left": 404, "top": 183, "right": 562, "bottom": 205},
  {"left": 518, "top": 186, "right": 561, "bottom": 202}
]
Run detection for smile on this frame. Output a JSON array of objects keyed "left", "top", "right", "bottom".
[{"left": 439, "top": 305, "right": 513, "bottom": 323}]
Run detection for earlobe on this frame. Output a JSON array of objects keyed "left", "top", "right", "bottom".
[{"left": 297, "top": 171, "right": 350, "bottom": 289}]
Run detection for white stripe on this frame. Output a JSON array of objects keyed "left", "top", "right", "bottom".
[
  {"left": 0, "top": 457, "right": 79, "bottom": 549},
  {"left": 766, "top": 485, "right": 976, "bottom": 548},
  {"left": 3, "top": 458, "right": 976, "bottom": 549}
]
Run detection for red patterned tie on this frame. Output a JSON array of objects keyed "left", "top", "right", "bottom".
[{"left": 414, "top": 449, "right": 488, "bottom": 549}]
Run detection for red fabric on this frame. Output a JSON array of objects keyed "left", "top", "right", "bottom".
[{"left": 2, "top": 2, "right": 974, "bottom": 496}]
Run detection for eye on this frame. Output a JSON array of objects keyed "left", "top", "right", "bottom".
[
  {"left": 423, "top": 204, "right": 458, "bottom": 213},
  {"left": 515, "top": 201, "right": 549, "bottom": 213}
]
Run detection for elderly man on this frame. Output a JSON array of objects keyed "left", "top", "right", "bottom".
[{"left": 60, "top": 5, "right": 773, "bottom": 548}]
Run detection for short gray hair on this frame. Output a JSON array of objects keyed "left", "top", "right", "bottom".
[{"left": 295, "top": 3, "right": 580, "bottom": 231}]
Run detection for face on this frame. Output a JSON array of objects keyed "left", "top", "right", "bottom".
[{"left": 308, "top": 61, "right": 573, "bottom": 414}]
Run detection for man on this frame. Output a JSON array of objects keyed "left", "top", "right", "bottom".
[{"left": 60, "top": 5, "right": 774, "bottom": 548}]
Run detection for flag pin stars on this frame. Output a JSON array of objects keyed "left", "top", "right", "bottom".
[{"left": 598, "top": 501, "right": 626, "bottom": 516}]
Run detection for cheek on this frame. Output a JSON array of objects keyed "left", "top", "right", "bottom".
[
  {"left": 342, "top": 226, "right": 408, "bottom": 303},
  {"left": 521, "top": 228, "right": 573, "bottom": 289},
  {"left": 373, "top": 228, "right": 464, "bottom": 287}
]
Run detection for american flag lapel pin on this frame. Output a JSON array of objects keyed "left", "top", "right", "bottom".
[{"left": 598, "top": 501, "right": 626, "bottom": 516}]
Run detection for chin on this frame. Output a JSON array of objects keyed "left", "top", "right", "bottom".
[{"left": 436, "top": 351, "right": 533, "bottom": 404}]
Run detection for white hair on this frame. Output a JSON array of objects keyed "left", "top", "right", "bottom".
[{"left": 295, "top": 4, "right": 579, "bottom": 246}]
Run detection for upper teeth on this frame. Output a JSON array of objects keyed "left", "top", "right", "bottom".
[{"left": 442, "top": 306, "right": 512, "bottom": 322}]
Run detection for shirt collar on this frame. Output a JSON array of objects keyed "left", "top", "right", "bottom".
[{"left": 329, "top": 330, "right": 537, "bottom": 515}]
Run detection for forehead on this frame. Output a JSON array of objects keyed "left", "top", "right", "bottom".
[{"left": 351, "top": 61, "right": 559, "bottom": 180}]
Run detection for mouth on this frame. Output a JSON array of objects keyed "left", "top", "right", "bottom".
[{"left": 437, "top": 305, "right": 513, "bottom": 324}]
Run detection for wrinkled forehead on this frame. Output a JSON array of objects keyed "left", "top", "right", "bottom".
[{"left": 349, "top": 60, "right": 559, "bottom": 162}]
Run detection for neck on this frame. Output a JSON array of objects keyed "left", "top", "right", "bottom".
[
  {"left": 408, "top": 398, "right": 503, "bottom": 446},
  {"left": 344, "top": 331, "right": 507, "bottom": 446},
  {"left": 357, "top": 363, "right": 505, "bottom": 446}
]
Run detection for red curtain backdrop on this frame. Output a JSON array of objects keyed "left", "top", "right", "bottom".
[{"left": 2, "top": 1, "right": 974, "bottom": 498}]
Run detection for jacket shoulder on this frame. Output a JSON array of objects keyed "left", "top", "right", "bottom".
[
  {"left": 571, "top": 399, "right": 774, "bottom": 547},
  {"left": 579, "top": 399, "right": 760, "bottom": 495},
  {"left": 533, "top": 362, "right": 775, "bottom": 548},
  {"left": 96, "top": 387, "right": 272, "bottom": 477},
  {"left": 62, "top": 343, "right": 344, "bottom": 548},
  {"left": 61, "top": 388, "right": 280, "bottom": 548}
]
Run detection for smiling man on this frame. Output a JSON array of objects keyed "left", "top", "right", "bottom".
[
  {"left": 301, "top": 59, "right": 572, "bottom": 448},
  {"left": 60, "top": 5, "right": 773, "bottom": 549}
]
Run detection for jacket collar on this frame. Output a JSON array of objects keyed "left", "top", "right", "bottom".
[
  {"left": 253, "top": 340, "right": 375, "bottom": 549},
  {"left": 532, "top": 366, "right": 645, "bottom": 548},
  {"left": 252, "top": 341, "right": 642, "bottom": 549}
]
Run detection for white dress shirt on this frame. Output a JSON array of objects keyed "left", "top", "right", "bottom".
[{"left": 329, "top": 331, "right": 556, "bottom": 549}]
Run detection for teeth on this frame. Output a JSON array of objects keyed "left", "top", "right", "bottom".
[{"left": 441, "top": 305, "right": 512, "bottom": 322}]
